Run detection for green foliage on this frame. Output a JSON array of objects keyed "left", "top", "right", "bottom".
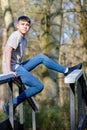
[
  {"left": 0, "top": 111, "right": 7, "bottom": 121},
  {"left": 0, "top": 100, "right": 70, "bottom": 130},
  {"left": 24, "top": 102, "right": 32, "bottom": 129},
  {"left": 24, "top": 100, "right": 70, "bottom": 130}
]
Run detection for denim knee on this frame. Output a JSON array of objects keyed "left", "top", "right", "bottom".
[
  {"left": 37, "top": 54, "right": 46, "bottom": 59},
  {"left": 37, "top": 83, "right": 44, "bottom": 92}
]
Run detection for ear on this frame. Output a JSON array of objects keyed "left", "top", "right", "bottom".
[{"left": 16, "top": 23, "right": 19, "bottom": 29}]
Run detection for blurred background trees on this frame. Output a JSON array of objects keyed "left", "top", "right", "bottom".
[{"left": 0, "top": 0, "right": 86, "bottom": 129}]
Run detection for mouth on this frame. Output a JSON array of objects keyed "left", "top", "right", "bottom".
[{"left": 22, "top": 29, "right": 27, "bottom": 32}]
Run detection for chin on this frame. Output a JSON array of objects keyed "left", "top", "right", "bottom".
[{"left": 22, "top": 33, "right": 26, "bottom": 36}]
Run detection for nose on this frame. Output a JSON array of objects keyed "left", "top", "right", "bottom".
[{"left": 24, "top": 24, "right": 27, "bottom": 28}]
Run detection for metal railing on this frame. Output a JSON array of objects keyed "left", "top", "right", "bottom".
[
  {"left": 0, "top": 69, "right": 87, "bottom": 130},
  {"left": 64, "top": 69, "right": 87, "bottom": 130},
  {"left": 0, "top": 74, "right": 39, "bottom": 130}
]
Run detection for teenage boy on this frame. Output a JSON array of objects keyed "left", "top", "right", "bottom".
[{"left": 3, "top": 16, "right": 82, "bottom": 115}]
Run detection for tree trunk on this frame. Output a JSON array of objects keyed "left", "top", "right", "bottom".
[
  {"left": 38, "top": 0, "right": 63, "bottom": 105},
  {"left": 1, "top": 0, "right": 14, "bottom": 36},
  {"left": 76, "top": 0, "right": 87, "bottom": 77},
  {"left": 0, "top": 0, "right": 14, "bottom": 110}
]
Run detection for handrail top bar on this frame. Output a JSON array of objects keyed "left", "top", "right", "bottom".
[
  {"left": 64, "top": 69, "right": 83, "bottom": 84},
  {"left": 0, "top": 73, "right": 14, "bottom": 78},
  {"left": 0, "top": 73, "right": 39, "bottom": 111},
  {"left": 0, "top": 73, "right": 14, "bottom": 85}
]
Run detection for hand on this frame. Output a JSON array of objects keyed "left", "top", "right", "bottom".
[{"left": 8, "top": 71, "right": 18, "bottom": 77}]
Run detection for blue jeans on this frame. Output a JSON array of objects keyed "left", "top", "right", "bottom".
[{"left": 13, "top": 54, "right": 66, "bottom": 106}]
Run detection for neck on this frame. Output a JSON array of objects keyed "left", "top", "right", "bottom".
[{"left": 18, "top": 31, "right": 25, "bottom": 37}]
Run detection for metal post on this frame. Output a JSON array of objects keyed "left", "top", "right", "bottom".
[
  {"left": 8, "top": 81, "right": 14, "bottom": 129},
  {"left": 32, "top": 109, "right": 36, "bottom": 130},
  {"left": 19, "top": 87, "right": 24, "bottom": 130},
  {"left": 70, "top": 83, "right": 76, "bottom": 130},
  {"left": 77, "top": 81, "right": 85, "bottom": 122}
]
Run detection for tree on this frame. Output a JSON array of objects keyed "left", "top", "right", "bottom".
[
  {"left": 75, "top": 0, "right": 87, "bottom": 76},
  {"left": 0, "top": 0, "right": 14, "bottom": 110},
  {"left": 37, "top": 0, "right": 64, "bottom": 105}
]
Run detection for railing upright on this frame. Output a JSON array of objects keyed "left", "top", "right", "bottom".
[
  {"left": 0, "top": 73, "right": 39, "bottom": 130},
  {"left": 64, "top": 69, "right": 87, "bottom": 130}
]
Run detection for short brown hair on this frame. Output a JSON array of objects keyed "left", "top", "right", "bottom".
[{"left": 18, "top": 16, "right": 31, "bottom": 24}]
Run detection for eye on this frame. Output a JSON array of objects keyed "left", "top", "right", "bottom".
[
  {"left": 21, "top": 23, "right": 24, "bottom": 25},
  {"left": 25, "top": 23, "right": 29, "bottom": 26}
]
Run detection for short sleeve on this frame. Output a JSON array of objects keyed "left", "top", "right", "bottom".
[{"left": 6, "top": 31, "right": 21, "bottom": 49}]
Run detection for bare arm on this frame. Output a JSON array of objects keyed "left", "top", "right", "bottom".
[{"left": 4, "top": 45, "right": 18, "bottom": 77}]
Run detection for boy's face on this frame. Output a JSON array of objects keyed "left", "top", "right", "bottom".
[{"left": 16, "top": 20, "right": 30, "bottom": 36}]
